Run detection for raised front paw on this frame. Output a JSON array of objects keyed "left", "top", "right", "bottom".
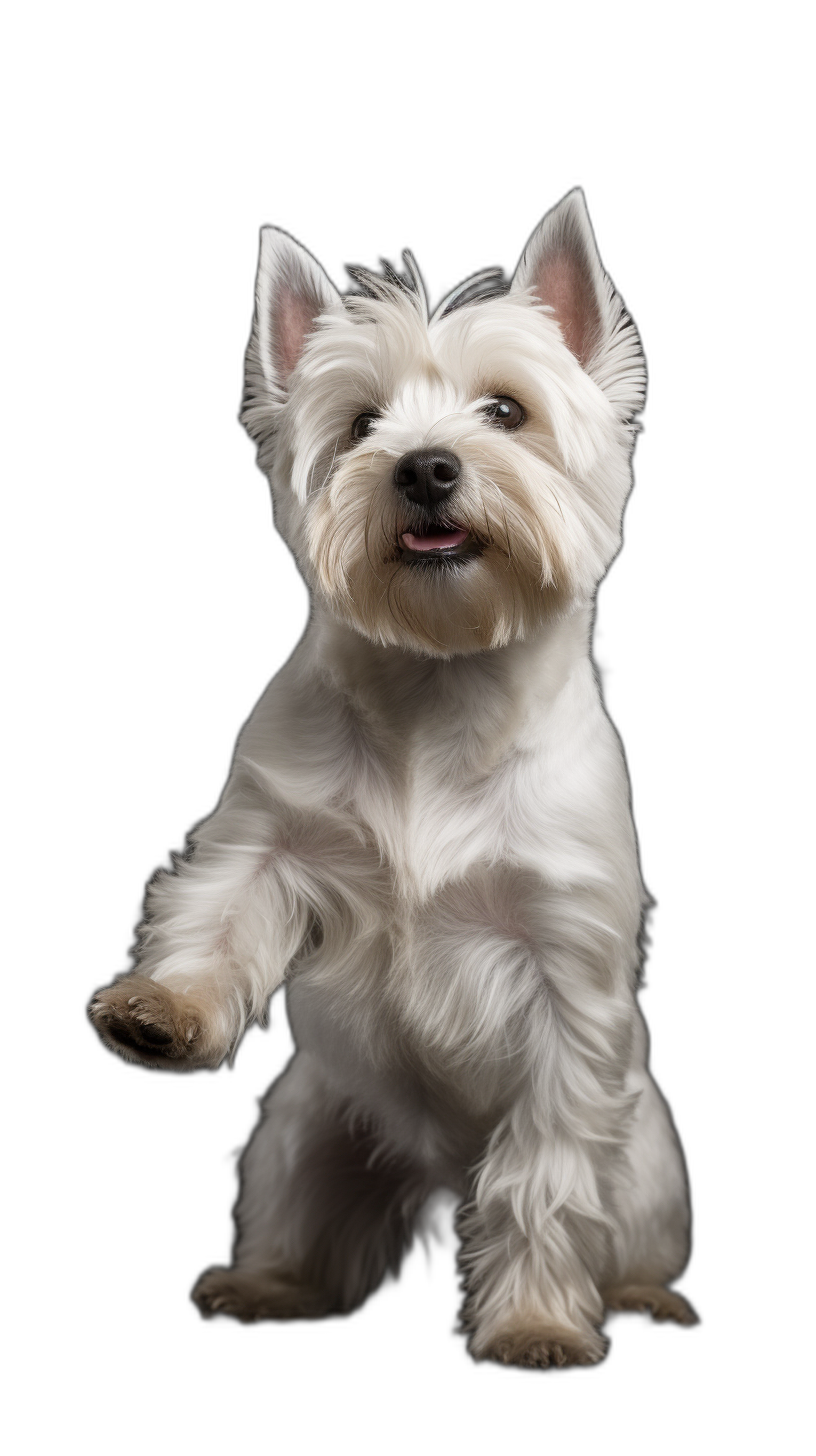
[{"left": 88, "top": 975, "right": 216, "bottom": 1069}]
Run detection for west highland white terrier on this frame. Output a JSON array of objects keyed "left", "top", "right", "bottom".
[{"left": 90, "top": 189, "right": 697, "bottom": 1367}]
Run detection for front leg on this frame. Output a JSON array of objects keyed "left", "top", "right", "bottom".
[
  {"left": 459, "top": 983, "right": 636, "bottom": 1368},
  {"left": 89, "top": 780, "right": 311, "bottom": 1069}
]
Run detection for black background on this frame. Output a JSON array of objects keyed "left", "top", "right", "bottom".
[{"left": 42, "top": 99, "right": 757, "bottom": 1432}]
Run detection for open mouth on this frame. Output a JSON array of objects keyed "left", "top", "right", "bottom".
[{"left": 398, "top": 525, "right": 481, "bottom": 564}]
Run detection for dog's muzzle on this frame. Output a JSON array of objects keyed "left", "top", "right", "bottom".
[{"left": 394, "top": 449, "right": 481, "bottom": 563}]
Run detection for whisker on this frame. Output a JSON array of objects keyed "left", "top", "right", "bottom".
[
  {"left": 546, "top": 484, "right": 564, "bottom": 521},
  {"left": 482, "top": 476, "right": 513, "bottom": 562},
  {"left": 480, "top": 492, "right": 495, "bottom": 549},
  {"left": 363, "top": 489, "right": 384, "bottom": 578},
  {"left": 316, "top": 438, "right": 341, "bottom": 495}
]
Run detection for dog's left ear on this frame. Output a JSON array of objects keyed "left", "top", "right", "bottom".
[{"left": 512, "top": 189, "right": 645, "bottom": 419}]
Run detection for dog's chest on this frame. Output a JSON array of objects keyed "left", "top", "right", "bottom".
[{"left": 293, "top": 762, "right": 547, "bottom": 1131}]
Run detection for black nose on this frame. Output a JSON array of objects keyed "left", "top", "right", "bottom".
[{"left": 393, "top": 449, "right": 461, "bottom": 509}]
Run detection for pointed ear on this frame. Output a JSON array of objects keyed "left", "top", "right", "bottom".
[
  {"left": 512, "top": 189, "right": 645, "bottom": 417},
  {"left": 242, "top": 227, "right": 342, "bottom": 440},
  {"left": 512, "top": 189, "right": 608, "bottom": 364}
]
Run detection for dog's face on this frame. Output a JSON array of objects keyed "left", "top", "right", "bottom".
[{"left": 242, "top": 191, "right": 645, "bottom": 656}]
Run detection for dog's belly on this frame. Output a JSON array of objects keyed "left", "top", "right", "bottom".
[
  {"left": 287, "top": 974, "right": 513, "bottom": 1179},
  {"left": 287, "top": 979, "right": 491, "bottom": 1179}
]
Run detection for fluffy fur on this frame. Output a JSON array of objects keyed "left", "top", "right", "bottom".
[{"left": 90, "top": 189, "right": 696, "bottom": 1367}]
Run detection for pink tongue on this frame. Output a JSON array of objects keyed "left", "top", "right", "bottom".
[{"left": 401, "top": 527, "right": 468, "bottom": 552}]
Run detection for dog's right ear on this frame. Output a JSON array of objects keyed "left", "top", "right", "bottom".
[{"left": 241, "top": 228, "right": 342, "bottom": 442}]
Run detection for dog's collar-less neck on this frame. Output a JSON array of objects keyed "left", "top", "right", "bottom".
[{"left": 304, "top": 604, "right": 592, "bottom": 749}]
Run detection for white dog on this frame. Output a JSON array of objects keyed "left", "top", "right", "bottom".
[{"left": 90, "top": 189, "right": 696, "bottom": 1368}]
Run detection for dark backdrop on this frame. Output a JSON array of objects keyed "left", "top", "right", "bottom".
[{"left": 49, "top": 128, "right": 751, "bottom": 1444}]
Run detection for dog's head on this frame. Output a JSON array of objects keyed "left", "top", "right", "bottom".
[{"left": 242, "top": 190, "right": 645, "bottom": 657}]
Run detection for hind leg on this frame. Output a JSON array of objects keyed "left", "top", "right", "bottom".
[
  {"left": 192, "top": 1052, "right": 430, "bottom": 1322},
  {"left": 603, "top": 1013, "right": 698, "bottom": 1326}
]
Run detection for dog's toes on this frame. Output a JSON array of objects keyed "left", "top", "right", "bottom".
[
  {"left": 603, "top": 1284, "right": 699, "bottom": 1325},
  {"left": 191, "top": 1265, "right": 334, "bottom": 1322},
  {"left": 88, "top": 977, "right": 207, "bottom": 1068},
  {"left": 470, "top": 1322, "right": 608, "bottom": 1370}
]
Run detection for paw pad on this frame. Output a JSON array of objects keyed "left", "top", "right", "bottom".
[{"left": 89, "top": 978, "right": 205, "bottom": 1067}]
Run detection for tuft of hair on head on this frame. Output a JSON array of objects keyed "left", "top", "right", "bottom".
[
  {"left": 344, "top": 249, "right": 429, "bottom": 321},
  {"left": 346, "top": 256, "right": 512, "bottom": 326},
  {"left": 511, "top": 188, "right": 646, "bottom": 422},
  {"left": 432, "top": 267, "right": 510, "bottom": 320}
]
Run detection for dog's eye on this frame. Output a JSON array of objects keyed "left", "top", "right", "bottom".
[
  {"left": 351, "top": 412, "right": 379, "bottom": 441},
  {"left": 483, "top": 397, "right": 525, "bottom": 430}
]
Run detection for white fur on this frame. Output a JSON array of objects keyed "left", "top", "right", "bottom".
[{"left": 92, "top": 190, "right": 692, "bottom": 1363}]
